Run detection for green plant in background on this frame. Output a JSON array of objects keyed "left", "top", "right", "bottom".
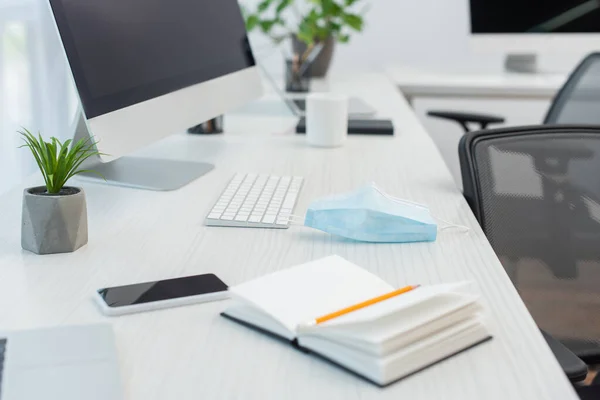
[
  {"left": 18, "top": 128, "right": 104, "bottom": 194},
  {"left": 244, "top": 0, "right": 366, "bottom": 48}
]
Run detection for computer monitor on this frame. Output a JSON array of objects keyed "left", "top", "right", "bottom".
[
  {"left": 47, "top": 0, "right": 263, "bottom": 190},
  {"left": 469, "top": 0, "right": 600, "bottom": 73}
]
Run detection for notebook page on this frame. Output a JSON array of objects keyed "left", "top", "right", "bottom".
[{"left": 229, "top": 255, "right": 394, "bottom": 332}]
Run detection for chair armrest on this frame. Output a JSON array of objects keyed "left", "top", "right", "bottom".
[
  {"left": 541, "top": 330, "right": 588, "bottom": 382},
  {"left": 427, "top": 110, "right": 505, "bottom": 133}
]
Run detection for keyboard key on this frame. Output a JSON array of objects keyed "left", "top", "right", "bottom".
[{"left": 206, "top": 173, "right": 303, "bottom": 228}]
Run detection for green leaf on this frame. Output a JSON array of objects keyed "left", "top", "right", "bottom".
[
  {"left": 275, "top": 0, "right": 292, "bottom": 14},
  {"left": 328, "top": 21, "right": 342, "bottom": 33},
  {"left": 259, "top": 19, "right": 278, "bottom": 33},
  {"left": 64, "top": 169, "right": 106, "bottom": 183},
  {"left": 344, "top": 0, "right": 360, "bottom": 5},
  {"left": 17, "top": 128, "right": 104, "bottom": 193},
  {"left": 337, "top": 33, "right": 350, "bottom": 43},
  {"left": 257, "top": 0, "right": 271, "bottom": 12},
  {"left": 315, "top": 27, "right": 330, "bottom": 41},
  {"left": 18, "top": 130, "right": 50, "bottom": 189},
  {"left": 322, "top": 0, "right": 343, "bottom": 16},
  {"left": 306, "top": 8, "right": 320, "bottom": 23},
  {"left": 297, "top": 20, "right": 316, "bottom": 45},
  {"left": 246, "top": 15, "right": 259, "bottom": 31},
  {"left": 342, "top": 13, "right": 363, "bottom": 31}
]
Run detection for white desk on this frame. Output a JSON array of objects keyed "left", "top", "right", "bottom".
[
  {"left": 0, "top": 72, "right": 577, "bottom": 399},
  {"left": 387, "top": 66, "right": 567, "bottom": 104}
]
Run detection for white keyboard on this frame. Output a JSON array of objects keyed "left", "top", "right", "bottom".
[{"left": 205, "top": 173, "right": 304, "bottom": 228}]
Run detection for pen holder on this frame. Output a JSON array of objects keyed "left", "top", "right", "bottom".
[{"left": 285, "top": 59, "right": 311, "bottom": 93}]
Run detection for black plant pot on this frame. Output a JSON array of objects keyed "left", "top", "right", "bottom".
[{"left": 292, "top": 36, "right": 335, "bottom": 78}]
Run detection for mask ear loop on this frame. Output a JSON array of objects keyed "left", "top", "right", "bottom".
[
  {"left": 371, "top": 184, "right": 470, "bottom": 232},
  {"left": 370, "top": 184, "right": 429, "bottom": 209},
  {"left": 282, "top": 214, "right": 306, "bottom": 225},
  {"left": 432, "top": 215, "right": 470, "bottom": 232}
]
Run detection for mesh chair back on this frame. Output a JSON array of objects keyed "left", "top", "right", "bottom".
[
  {"left": 460, "top": 125, "right": 600, "bottom": 362},
  {"left": 545, "top": 53, "right": 600, "bottom": 124}
]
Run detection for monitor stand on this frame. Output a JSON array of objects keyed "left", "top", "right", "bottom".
[
  {"left": 73, "top": 112, "right": 214, "bottom": 191},
  {"left": 504, "top": 53, "right": 538, "bottom": 74}
]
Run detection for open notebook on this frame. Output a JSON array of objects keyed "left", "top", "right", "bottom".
[{"left": 222, "top": 255, "right": 492, "bottom": 386}]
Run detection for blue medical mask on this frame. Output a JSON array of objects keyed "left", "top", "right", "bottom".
[{"left": 303, "top": 183, "right": 438, "bottom": 243}]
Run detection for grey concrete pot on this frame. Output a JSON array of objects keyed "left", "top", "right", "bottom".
[{"left": 21, "top": 186, "right": 88, "bottom": 255}]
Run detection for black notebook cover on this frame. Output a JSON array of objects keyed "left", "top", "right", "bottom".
[
  {"left": 221, "top": 312, "right": 492, "bottom": 387},
  {"left": 295, "top": 118, "right": 394, "bottom": 135}
]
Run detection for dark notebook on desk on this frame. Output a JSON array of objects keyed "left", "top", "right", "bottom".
[
  {"left": 296, "top": 118, "right": 394, "bottom": 135},
  {"left": 222, "top": 256, "right": 491, "bottom": 387}
]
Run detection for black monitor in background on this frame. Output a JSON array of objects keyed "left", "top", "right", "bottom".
[
  {"left": 470, "top": 0, "right": 600, "bottom": 34},
  {"left": 469, "top": 0, "right": 600, "bottom": 73}
]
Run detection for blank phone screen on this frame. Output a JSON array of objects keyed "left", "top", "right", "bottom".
[{"left": 98, "top": 274, "right": 228, "bottom": 308}]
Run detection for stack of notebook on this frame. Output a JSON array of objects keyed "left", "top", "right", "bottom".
[{"left": 222, "top": 255, "right": 491, "bottom": 386}]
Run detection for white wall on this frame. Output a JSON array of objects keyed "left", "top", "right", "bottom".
[
  {"left": 245, "top": 0, "right": 585, "bottom": 74},
  {"left": 331, "top": 0, "right": 483, "bottom": 72},
  {"left": 246, "top": 0, "right": 485, "bottom": 73}
]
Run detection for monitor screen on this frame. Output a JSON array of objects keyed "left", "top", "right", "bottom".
[
  {"left": 470, "top": 0, "right": 600, "bottom": 34},
  {"left": 49, "top": 0, "right": 255, "bottom": 118}
]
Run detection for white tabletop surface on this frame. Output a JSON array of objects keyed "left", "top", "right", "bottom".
[
  {"left": 386, "top": 66, "right": 567, "bottom": 100},
  {"left": 0, "top": 71, "right": 578, "bottom": 398},
  {"left": 0, "top": 1, "right": 577, "bottom": 398}
]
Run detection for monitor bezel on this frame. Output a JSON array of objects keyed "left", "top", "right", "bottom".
[{"left": 47, "top": 0, "right": 256, "bottom": 119}]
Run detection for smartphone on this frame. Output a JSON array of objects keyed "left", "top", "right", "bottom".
[{"left": 95, "top": 273, "right": 229, "bottom": 316}]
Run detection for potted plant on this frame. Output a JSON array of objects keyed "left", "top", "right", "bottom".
[
  {"left": 244, "top": 0, "right": 366, "bottom": 78},
  {"left": 19, "top": 129, "right": 103, "bottom": 255}
]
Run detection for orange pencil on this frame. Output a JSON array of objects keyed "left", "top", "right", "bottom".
[{"left": 312, "top": 285, "right": 420, "bottom": 325}]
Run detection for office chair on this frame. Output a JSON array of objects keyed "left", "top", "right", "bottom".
[
  {"left": 577, "top": 374, "right": 600, "bottom": 399},
  {"left": 428, "top": 52, "right": 600, "bottom": 132},
  {"left": 459, "top": 125, "right": 600, "bottom": 382}
]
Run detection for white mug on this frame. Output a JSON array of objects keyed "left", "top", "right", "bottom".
[{"left": 306, "top": 93, "right": 348, "bottom": 148}]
